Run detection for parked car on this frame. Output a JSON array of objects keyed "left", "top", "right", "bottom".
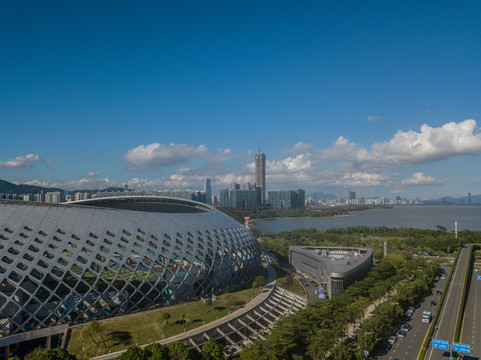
[
  {"left": 398, "top": 330, "right": 406, "bottom": 338},
  {"left": 388, "top": 335, "right": 397, "bottom": 345},
  {"left": 402, "top": 323, "right": 412, "bottom": 331},
  {"left": 384, "top": 343, "right": 392, "bottom": 353},
  {"left": 430, "top": 300, "right": 437, "bottom": 307}
]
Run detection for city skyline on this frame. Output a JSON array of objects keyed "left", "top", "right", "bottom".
[{"left": 1, "top": 2, "right": 481, "bottom": 199}]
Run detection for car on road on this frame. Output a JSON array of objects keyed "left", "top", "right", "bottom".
[
  {"left": 430, "top": 300, "right": 437, "bottom": 307},
  {"left": 398, "top": 330, "right": 406, "bottom": 338},
  {"left": 383, "top": 343, "right": 392, "bottom": 353},
  {"left": 404, "top": 307, "right": 414, "bottom": 319},
  {"left": 436, "top": 290, "right": 442, "bottom": 295},
  {"left": 402, "top": 323, "right": 412, "bottom": 331},
  {"left": 388, "top": 335, "right": 397, "bottom": 345}
]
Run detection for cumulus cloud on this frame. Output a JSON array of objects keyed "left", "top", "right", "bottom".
[
  {"left": 401, "top": 172, "right": 441, "bottom": 185},
  {"left": 281, "top": 142, "right": 313, "bottom": 156},
  {"left": 23, "top": 179, "right": 49, "bottom": 187},
  {"left": 367, "top": 115, "right": 383, "bottom": 122},
  {"left": 313, "top": 119, "right": 481, "bottom": 172},
  {"left": 0, "top": 154, "right": 51, "bottom": 168},
  {"left": 208, "top": 148, "right": 240, "bottom": 163},
  {"left": 124, "top": 143, "right": 209, "bottom": 171},
  {"left": 370, "top": 120, "right": 481, "bottom": 165},
  {"left": 343, "top": 172, "right": 389, "bottom": 186},
  {"left": 257, "top": 120, "right": 481, "bottom": 189},
  {"left": 50, "top": 178, "right": 120, "bottom": 191}
]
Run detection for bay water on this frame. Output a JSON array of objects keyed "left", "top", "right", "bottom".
[{"left": 254, "top": 205, "right": 481, "bottom": 234}]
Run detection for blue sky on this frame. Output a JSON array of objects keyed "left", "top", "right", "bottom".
[{"left": 1, "top": 1, "right": 481, "bottom": 199}]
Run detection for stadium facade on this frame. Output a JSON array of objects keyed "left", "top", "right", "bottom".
[{"left": 0, "top": 196, "right": 261, "bottom": 346}]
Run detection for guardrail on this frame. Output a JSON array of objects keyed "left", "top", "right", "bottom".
[
  {"left": 454, "top": 246, "right": 474, "bottom": 343},
  {"left": 417, "top": 249, "right": 460, "bottom": 360}
]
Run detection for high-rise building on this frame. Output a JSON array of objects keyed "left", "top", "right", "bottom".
[
  {"left": 255, "top": 148, "right": 266, "bottom": 205},
  {"left": 204, "top": 178, "right": 212, "bottom": 204},
  {"left": 45, "top": 191, "right": 62, "bottom": 203},
  {"left": 219, "top": 188, "right": 257, "bottom": 208},
  {"left": 268, "top": 189, "right": 305, "bottom": 209}
]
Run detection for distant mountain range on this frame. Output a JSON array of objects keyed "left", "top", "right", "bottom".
[
  {"left": 0, "top": 179, "right": 64, "bottom": 194},
  {"left": 429, "top": 194, "right": 481, "bottom": 204},
  {"left": 0, "top": 179, "right": 123, "bottom": 195}
]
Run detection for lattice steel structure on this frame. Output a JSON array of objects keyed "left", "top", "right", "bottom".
[{"left": 0, "top": 196, "right": 261, "bottom": 338}]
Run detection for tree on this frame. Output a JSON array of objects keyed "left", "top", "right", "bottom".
[
  {"left": 201, "top": 338, "right": 225, "bottom": 360},
  {"left": 85, "top": 320, "right": 106, "bottom": 348},
  {"left": 252, "top": 275, "right": 267, "bottom": 293},
  {"left": 204, "top": 299, "right": 212, "bottom": 312},
  {"left": 25, "top": 347, "right": 77, "bottom": 360},
  {"left": 168, "top": 342, "right": 191, "bottom": 360},
  {"left": 224, "top": 292, "right": 231, "bottom": 312},
  {"left": 144, "top": 343, "right": 169, "bottom": 360},
  {"left": 162, "top": 312, "right": 171, "bottom": 326},
  {"left": 117, "top": 346, "right": 147, "bottom": 360},
  {"left": 180, "top": 311, "right": 187, "bottom": 328}
]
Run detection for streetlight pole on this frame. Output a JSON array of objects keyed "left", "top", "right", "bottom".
[{"left": 364, "top": 331, "right": 375, "bottom": 358}]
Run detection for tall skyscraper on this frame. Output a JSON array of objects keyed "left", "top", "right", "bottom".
[
  {"left": 204, "top": 178, "right": 212, "bottom": 204},
  {"left": 255, "top": 148, "right": 266, "bottom": 205}
]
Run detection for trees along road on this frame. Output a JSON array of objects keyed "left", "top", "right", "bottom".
[{"left": 375, "top": 266, "right": 449, "bottom": 360}]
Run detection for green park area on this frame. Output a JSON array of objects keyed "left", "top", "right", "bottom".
[
  {"left": 67, "top": 276, "right": 266, "bottom": 360},
  {"left": 274, "top": 267, "right": 306, "bottom": 296}
]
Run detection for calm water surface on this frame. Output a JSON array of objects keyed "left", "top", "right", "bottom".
[{"left": 255, "top": 205, "right": 481, "bottom": 234}]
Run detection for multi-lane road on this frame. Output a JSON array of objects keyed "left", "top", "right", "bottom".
[
  {"left": 425, "top": 245, "right": 472, "bottom": 360},
  {"left": 460, "top": 248, "right": 481, "bottom": 360},
  {"left": 375, "top": 245, "right": 474, "bottom": 360},
  {"left": 376, "top": 267, "right": 449, "bottom": 360}
]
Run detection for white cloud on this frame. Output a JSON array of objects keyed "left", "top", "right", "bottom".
[
  {"left": 369, "top": 120, "right": 481, "bottom": 165},
  {"left": 50, "top": 178, "right": 120, "bottom": 191},
  {"left": 17, "top": 120, "right": 479, "bottom": 194},
  {"left": 0, "top": 154, "right": 51, "bottom": 168},
  {"left": 87, "top": 171, "right": 100, "bottom": 176},
  {"left": 281, "top": 142, "right": 313, "bottom": 156},
  {"left": 343, "top": 172, "right": 388, "bottom": 187},
  {"left": 401, "top": 172, "right": 441, "bottom": 185},
  {"left": 124, "top": 143, "right": 209, "bottom": 171},
  {"left": 23, "top": 179, "right": 49, "bottom": 187},
  {"left": 367, "top": 115, "right": 383, "bottom": 122},
  {"left": 314, "top": 119, "right": 481, "bottom": 172}
]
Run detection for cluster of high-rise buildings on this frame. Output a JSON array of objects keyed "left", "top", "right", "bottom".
[
  {"left": 0, "top": 191, "right": 63, "bottom": 203},
  {"left": 218, "top": 149, "right": 306, "bottom": 209}
]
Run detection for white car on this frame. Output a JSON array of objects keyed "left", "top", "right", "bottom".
[{"left": 388, "top": 335, "right": 397, "bottom": 345}]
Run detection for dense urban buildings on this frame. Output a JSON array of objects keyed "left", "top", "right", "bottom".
[
  {"left": 219, "top": 188, "right": 258, "bottom": 208},
  {"left": 289, "top": 246, "right": 373, "bottom": 297},
  {"left": 0, "top": 196, "right": 261, "bottom": 349},
  {"left": 268, "top": 189, "right": 305, "bottom": 209}
]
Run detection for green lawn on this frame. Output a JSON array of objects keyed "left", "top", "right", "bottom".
[
  {"left": 67, "top": 284, "right": 260, "bottom": 359},
  {"left": 274, "top": 266, "right": 306, "bottom": 296}
]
